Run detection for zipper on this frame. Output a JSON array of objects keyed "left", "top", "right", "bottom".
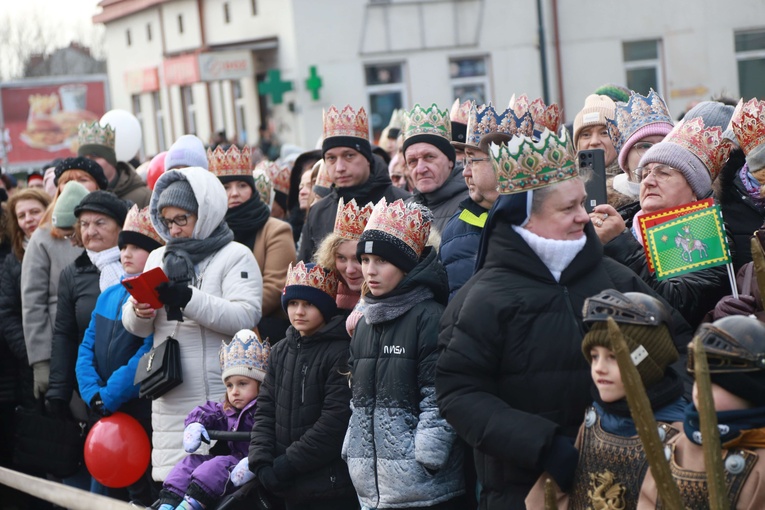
[
  {"left": 371, "top": 324, "right": 382, "bottom": 508},
  {"left": 329, "top": 465, "right": 336, "bottom": 489},
  {"left": 561, "top": 286, "right": 582, "bottom": 332},
  {"left": 300, "top": 364, "right": 307, "bottom": 404}
]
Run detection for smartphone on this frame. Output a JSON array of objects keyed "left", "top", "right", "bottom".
[
  {"left": 122, "top": 267, "right": 169, "bottom": 309},
  {"left": 579, "top": 149, "right": 607, "bottom": 213}
]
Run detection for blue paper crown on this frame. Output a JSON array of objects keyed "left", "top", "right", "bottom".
[
  {"left": 614, "top": 89, "right": 674, "bottom": 152},
  {"left": 458, "top": 102, "right": 534, "bottom": 149}
]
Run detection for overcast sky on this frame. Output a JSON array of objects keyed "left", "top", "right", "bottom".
[{"left": 0, "top": 0, "right": 102, "bottom": 50}]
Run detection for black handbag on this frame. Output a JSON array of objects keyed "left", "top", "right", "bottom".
[{"left": 134, "top": 334, "right": 183, "bottom": 399}]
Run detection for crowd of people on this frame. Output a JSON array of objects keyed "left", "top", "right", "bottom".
[{"left": 1, "top": 84, "right": 765, "bottom": 510}]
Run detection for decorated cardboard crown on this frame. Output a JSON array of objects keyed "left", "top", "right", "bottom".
[
  {"left": 219, "top": 329, "right": 270, "bottom": 383},
  {"left": 78, "top": 121, "right": 115, "bottom": 149},
  {"left": 334, "top": 198, "right": 374, "bottom": 240},
  {"left": 322, "top": 105, "right": 369, "bottom": 141},
  {"left": 614, "top": 89, "right": 674, "bottom": 152},
  {"left": 207, "top": 145, "right": 252, "bottom": 177},
  {"left": 402, "top": 103, "right": 452, "bottom": 142},
  {"left": 529, "top": 98, "right": 562, "bottom": 138},
  {"left": 123, "top": 205, "right": 164, "bottom": 246},
  {"left": 386, "top": 109, "right": 404, "bottom": 131},
  {"left": 265, "top": 161, "right": 291, "bottom": 195},
  {"left": 253, "top": 161, "right": 274, "bottom": 205},
  {"left": 663, "top": 117, "right": 733, "bottom": 181},
  {"left": 285, "top": 260, "right": 339, "bottom": 299},
  {"left": 731, "top": 98, "right": 765, "bottom": 157},
  {"left": 450, "top": 98, "right": 472, "bottom": 125},
  {"left": 506, "top": 94, "right": 536, "bottom": 137},
  {"left": 490, "top": 129, "right": 578, "bottom": 195},
  {"left": 314, "top": 161, "right": 332, "bottom": 189},
  {"left": 364, "top": 198, "right": 431, "bottom": 260},
  {"left": 456, "top": 102, "right": 537, "bottom": 151}
]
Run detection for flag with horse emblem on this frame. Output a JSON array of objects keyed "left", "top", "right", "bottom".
[{"left": 644, "top": 204, "right": 731, "bottom": 281}]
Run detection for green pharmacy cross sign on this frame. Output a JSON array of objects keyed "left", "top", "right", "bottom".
[
  {"left": 259, "top": 69, "right": 293, "bottom": 105},
  {"left": 305, "top": 66, "right": 323, "bottom": 100}
]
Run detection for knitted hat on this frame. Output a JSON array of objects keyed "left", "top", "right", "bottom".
[
  {"left": 52, "top": 181, "right": 89, "bottom": 228},
  {"left": 54, "top": 156, "right": 108, "bottom": 190},
  {"left": 27, "top": 172, "right": 44, "bottom": 186},
  {"left": 615, "top": 90, "right": 674, "bottom": 172},
  {"left": 321, "top": 105, "right": 373, "bottom": 164},
  {"left": 638, "top": 117, "right": 734, "bottom": 198},
  {"left": 156, "top": 179, "right": 198, "bottom": 214},
  {"left": 573, "top": 94, "right": 616, "bottom": 147},
  {"left": 593, "top": 83, "right": 632, "bottom": 104},
  {"left": 684, "top": 101, "right": 735, "bottom": 130},
  {"left": 165, "top": 135, "right": 209, "bottom": 171},
  {"left": 219, "top": 329, "right": 270, "bottom": 383},
  {"left": 119, "top": 205, "right": 164, "bottom": 253},
  {"left": 402, "top": 104, "right": 456, "bottom": 165},
  {"left": 356, "top": 199, "right": 433, "bottom": 273},
  {"left": 74, "top": 190, "right": 129, "bottom": 225},
  {"left": 77, "top": 122, "right": 117, "bottom": 168},
  {"left": 281, "top": 262, "right": 339, "bottom": 323},
  {"left": 581, "top": 290, "right": 678, "bottom": 388}
]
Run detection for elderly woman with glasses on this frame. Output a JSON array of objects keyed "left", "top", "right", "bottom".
[
  {"left": 123, "top": 166, "right": 263, "bottom": 482},
  {"left": 590, "top": 117, "right": 733, "bottom": 328}
]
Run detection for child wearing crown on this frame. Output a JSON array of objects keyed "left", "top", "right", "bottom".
[
  {"left": 230, "top": 261, "right": 357, "bottom": 509},
  {"left": 156, "top": 330, "right": 269, "bottom": 510},
  {"left": 343, "top": 198, "right": 466, "bottom": 509}
]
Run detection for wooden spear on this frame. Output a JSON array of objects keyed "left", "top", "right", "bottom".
[{"left": 751, "top": 233, "right": 765, "bottom": 307}]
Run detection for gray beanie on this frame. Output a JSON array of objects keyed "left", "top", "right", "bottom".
[
  {"left": 684, "top": 101, "right": 735, "bottom": 130},
  {"left": 164, "top": 135, "right": 209, "bottom": 171},
  {"left": 638, "top": 142, "right": 711, "bottom": 199},
  {"left": 157, "top": 179, "right": 198, "bottom": 214}
]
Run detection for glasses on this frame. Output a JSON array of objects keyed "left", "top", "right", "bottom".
[
  {"left": 160, "top": 214, "right": 194, "bottom": 228},
  {"left": 633, "top": 141, "right": 654, "bottom": 156},
  {"left": 635, "top": 164, "right": 676, "bottom": 183},
  {"left": 460, "top": 157, "right": 492, "bottom": 167}
]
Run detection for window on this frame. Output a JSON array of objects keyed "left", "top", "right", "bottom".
[
  {"left": 126, "top": 29, "right": 132, "bottom": 47},
  {"left": 153, "top": 92, "right": 167, "bottom": 151},
  {"left": 233, "top": 81, "right": 247, "bottom": 145},
  {"left": 736, "top": 29, "right": 765, "bottom": 100},
  {"left": 623, "top": 39, "right": 661, "bottom": 95},
  {"left": 181, "top": 86, "right": 197, "bottom": 135},
  {"left": 365, "top": 62, "right": 407, "bottom": 143},
  {"left": 251, "top": 0, "right": 257, "bottom": 15},
  {"left": 223, "top": 2, "right": 230, "bottom": 23},
  {"left": 178, "top": 14, "right": 184, "bottom": 34},
  {"left": 147, "top": 23, "right": 152, "bottom": 42},
  {"left": 450, "top": 56, "right": 490, "bottom": 105},
  {"left": 131, "top": 94, "right": 145, "bottom": 159}
]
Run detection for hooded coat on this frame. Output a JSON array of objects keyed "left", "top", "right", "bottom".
[
  {"left": 122, "top": 167, "right": 263, "bottom": 481},
  {"left": 297, "top": 155, "right": 409, "bottom": 262}
]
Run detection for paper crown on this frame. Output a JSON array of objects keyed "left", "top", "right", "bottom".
[
  {"left": 253, "top": 162, "right": 274, "bottom": 204},
  {"left": 731, "top": 98, "right": 765, "bottom": 157},
  {"left": 663, "top": 117, "right": 733, "bottom": 180},
  {"left": 285, "top": 261, "right": 339, "bottom": 299},
  {"left": 506, "top": 94, "right": 536, "bottom": 137},
  {"left": 490, "top": 129, "right": 578, "bottom": 195},
  {"left": 529, "top": 98, "right": 562, "bottom": 138},
  {"left": 78, "top": 121, "right": 115, "bottom": 149},
  {"left": 386, "top": 109, "right": 404, "bottom": 131},
  {"left": 614, "top": 89, "right": 674, "bottom": 152},
  {"left": 403, "top": 103, "right": 452, "bottom": 142},
  {"left": 334, "top": 198, "right": 374, "bottom": 240},
  {"left": 323, "top": 105, "right": 369, "bottom": 141},
  {"left": 219, "top": 329, "right": 270, "bottom": 383},
  {"left": 458, "top": 102, "right": 536, "bottom": 150},
  {"left": 207, "top": 145, "right": 252, "bottom": 177},
  {"left": 123, "top": 205, "right": 164, "bottom": 246},
  {"left": 314, "top": 161, "right": 332, "bottom": 189},
  {"left": 450, "top": 99, "right": 472, "bottom": 124},
  {"left": 262, "top": 161, "right": 290, "bottom": 195},
  {"left": 364, "top": 198, "right": 432, "bottom": 260}
]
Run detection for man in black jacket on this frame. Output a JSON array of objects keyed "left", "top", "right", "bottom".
[{"left": 297, "top": 105, "right": 408, "bottom": 262}]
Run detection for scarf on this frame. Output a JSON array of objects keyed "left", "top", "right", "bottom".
[
  {"left": 612, "top": 173, "right": 641, "bottom": 199},
  {"left": 684, "top": 403, "right": 765, "bottom": 449},
  {"left": 336, "top": 281, "right": 360, "bottom": 311},
  {"left": 512, "top": 225, "right": 587, "bottom": 281},
  {"left": 630, "top": 209, "right": 646, "bottom": 246},
  {"left": 740, "top": 164, "right": 765, "bottom": 211},
  {"left": 225, "top": 196, "right": 271, "bottom": 250},
  {"left": 163, "top": 222, "right": 234, "bottom": 283},
  {"left": 88, "top": 246, "right": 123, "bottom": 291},
  {"left": 364, "top": 285, "right": 434, "bottom": 325}
]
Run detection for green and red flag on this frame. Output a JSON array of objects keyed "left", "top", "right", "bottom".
[{"left": 644, "top": 204, "right": 731, "bottom": 281}]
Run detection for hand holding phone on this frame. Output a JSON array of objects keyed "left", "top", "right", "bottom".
[{"left": 579, "top": 149, "right": 607, "bottom": 213}]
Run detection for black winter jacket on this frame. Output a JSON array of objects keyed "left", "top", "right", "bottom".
[
  {"left": 436, "top": 222, "right": 692, "bottom": 510},
  {"left": 0, "top": 252, "right": 31, "bottom": 404},
  {"left": 47, "top": 251, "right": 100, "bottom": 404},
  {"left": 297, "top": 155, "right": 410, "bottom": 262},
  {"left": 249, "top": 315, "right": 354, "bottom": 503}
]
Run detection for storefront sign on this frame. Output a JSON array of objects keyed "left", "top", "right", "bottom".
[
  {"left": 124, "top": 67, "right": 159, "bottom": 94},
  {"left": 163, "top": 54, "right": 200, "bottom": 86},
  {"left": 198, "top": 50, "right": 253, "bottom": 82}
]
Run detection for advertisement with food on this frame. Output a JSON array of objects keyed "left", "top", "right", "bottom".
[{"left": 0, "top": 76, "right": 108, "bottom": 166}]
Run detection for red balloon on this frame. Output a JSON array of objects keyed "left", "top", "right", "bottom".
[
  {"left": 147, "top": 151, "right": 168, "bottom": 190},
  {"left": 84, "top": 412, "right": 151, "bottom": 488}
]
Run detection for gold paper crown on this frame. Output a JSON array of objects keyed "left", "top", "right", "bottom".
[
  {"left": 731, "top": 98, "right": 765, "bottom": 157},
  {"left": 123, "top": 205, "right": 164, "bottom": 246},
  {"left": 333, "top": 198, "right": 374, "bottom": 240},
  {"left": 268, "top": 162, "right": 291, "bottom": 195},
  {"left": 285, "top": 261, "right": 339, "bottom": 299},
  {"left": 386, "top": 109, "right": 404, "bottom": 131},
  {"left": 364, "top": 198, "right": 431, "bottom": 260},
  {"left": 78, "top": 121, "right": 115, "bottom": 149},
  {"left": 506, "top": 94, "right": 535, "bottom": 137},
  {"left": 450, "top": 98, "right": 472, "bottom": 124},
  {"left": 664, "top": 117, "right": 733, "bottom": 181},
  {"left": 323, "top": 105, "right": 369, "bottom": 141},
  {"left": 207, "top": 145, "right": 252, "bottom": 177},
  {"left": 490, "top": 129, "right": 578, "bottom": 194},
  {"left": 314, "top": 161, "right": 332, "bottom": 189},
  {"left": 529, "top": 98, "right": 562, "bottom": 137},
  {"left": 253, "top": 161, "right": 274, "bottom": 204},
  {"left": 402, "top": 103, "right": 452, "bottom": 142}
]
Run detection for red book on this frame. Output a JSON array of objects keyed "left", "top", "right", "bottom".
[{"left": 122, "top": 267, "right": 169, "bottom": 309}]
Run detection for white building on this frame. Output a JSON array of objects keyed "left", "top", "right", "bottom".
[{"left": 94, "top": 0, "right": 765, "bottom": 157}]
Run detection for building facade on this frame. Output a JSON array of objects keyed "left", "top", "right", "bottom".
[{"left": 95, "top": 0, "right": 765, "bottom": 157}]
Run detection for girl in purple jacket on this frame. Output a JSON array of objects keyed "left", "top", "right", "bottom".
[{"left": 157, "top": 329, "right": 270, "bottom": 510}]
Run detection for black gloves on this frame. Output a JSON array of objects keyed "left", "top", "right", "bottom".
[
  {"left": 257, "top": 465, "right": 290, "bottom": 493},
  {"left": 88, "top": 393, "right": 111, "bottom": 427},
  {"left": 156, "top": 281, "right": 192, "bottom": 321},
  {"left": 45, "top": 398, "right": 72, "bottom": 420},
  {"left": 542, "top": 434, "right": 579, "bottom": 493}
]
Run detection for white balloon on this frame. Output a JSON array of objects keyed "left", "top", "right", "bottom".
[{"left": 100, "top": 109, "right": 142, "bottom": 162}]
